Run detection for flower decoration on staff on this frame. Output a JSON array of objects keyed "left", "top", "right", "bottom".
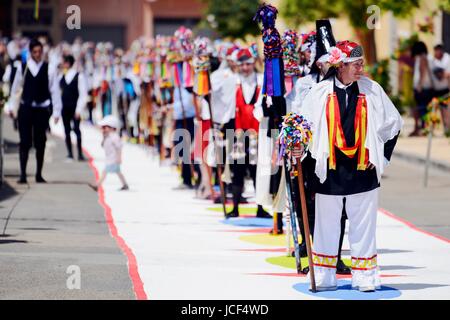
[
  {"left": 278, "top": 112, "right": 312, "bottom": 160},
  {"left": 167, "top": 36, "right": 182, "bottom": 64},
  {"left": 175, "top": 26, "right": 194, "bottom": 59},
  {"left": 193, "top": 37, "right": 212, "bottom": 96},
  {"left": 282, "top": 30, "right": 301, "bottom": 77},
  {"left": 175, "top": 26, "right": 195, "bottom": 88}
]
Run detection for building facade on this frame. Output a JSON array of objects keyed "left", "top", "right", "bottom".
[{"left": 2, "top": 0, "right": 204, "bottom": 48}]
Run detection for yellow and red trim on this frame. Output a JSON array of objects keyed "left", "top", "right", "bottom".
[
  {"left": 351, "top": 254, "right": 378, "bottom": 271},
  {"left": 326, "top": 93, "right": 369, "bottom": 170},
  {"left": 312, "top": 252, "right": 338, "bottom": 269}
]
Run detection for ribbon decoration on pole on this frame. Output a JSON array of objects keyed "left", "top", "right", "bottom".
[
  {"left": 175, "top": 26, "right": 195, "bottom": 88},
  {"left": 282, "top": 30, "right": 301, "bottom": 94},
  {"left": 253, "top": 4, "right": 285, "bottom": 100},
  {"left": 193, "top": 37, "right": 212, "bottom": 97}
]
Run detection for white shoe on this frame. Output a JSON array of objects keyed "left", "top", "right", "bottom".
[
  {"left": 311, "top": 285, "right": 337, "bottom": 292},
  {"left": 355, "top": 285, "right": 376, "bottom": 292}
]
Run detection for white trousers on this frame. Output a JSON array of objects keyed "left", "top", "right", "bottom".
[{"left": 312, "top": 188, "right": 380, "bottom": 289}]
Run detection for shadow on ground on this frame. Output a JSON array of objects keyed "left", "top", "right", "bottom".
[{"left": 0, "top": 181, "right": 19, "bottom": 202}]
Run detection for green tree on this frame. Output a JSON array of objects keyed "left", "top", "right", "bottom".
[
  {"left": 280, "top": 0, "right": 420, "bottom": 64},
  {"left": 200, "top": 0, "right": 261, "bottom": 39}
]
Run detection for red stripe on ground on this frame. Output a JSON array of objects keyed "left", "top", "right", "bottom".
[
  {"left": 379, "top": 208, "right": 450, "bottom": 244},
  {"left": 84, "top": 148, "right": 148, "bottom": 300}
]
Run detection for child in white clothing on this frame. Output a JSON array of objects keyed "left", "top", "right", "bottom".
[{"left": 90, "top": 115, "right": 129, "bottom": 191}]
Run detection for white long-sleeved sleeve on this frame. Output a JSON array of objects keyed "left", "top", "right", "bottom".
[
  {"left": 49, "top": 68, "right": 62, "bottom": 118},
  {"left": 2, "top": 64, "right": 11, "bottom": 83},
  {"left": 75, "top": 73, "right": 88, "bottom": 115},
  {"left": 6, "top": 63, "right": 23, "bottom": 114}
]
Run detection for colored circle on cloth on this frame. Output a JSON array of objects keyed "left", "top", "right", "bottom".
[
  {"left": 208, "top": 206, "right": 258, "bottom": 215},
  {"left": 239, "top": 234, "right": 291, "bottom": 246},
  {"left": 221, "top": 217, "right": 275, "bottom": 228},
  {"left": 266, "top": 256, "right": 352, "bottom": 270},
  {"left": 293, "top": 280, "right": 401, "bottom": 300}
]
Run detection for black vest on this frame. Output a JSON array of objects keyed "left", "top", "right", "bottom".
[
  {"left": 60, "top": 73, "right": 79, "bottom": 109},
  {"left": 21, "top": 62, "right": 51, "bottom": 106},
  {"left": 9, "top": 61, "right": 18, "bottom": 85}
]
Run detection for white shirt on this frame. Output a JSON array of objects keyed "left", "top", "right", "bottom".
[
  {"left": 210, "top": 66, "right": 238, "bottom": 124},
  {"left": 413, "top": 55, "right": 433, "bottom": 90},
  {"left": 8, "top": 58, "right": 63, "bottom": 118},
  {"left": 61, "top": 67, "right": 89, "bottom": 115},
  {"left": 2, "top": 64, "right": 12, "bottom": 84},
  {"left": 239, "top": 72, "right": 259, "bottom": 104},
  {"left": 103, "top": 132, "right": 122, "bottom": 166},
  {"left": 286, "top": 73, "right": 318, "bottom": 114},
  {"left": 200, "top": 97, "right": 211, "bottom": 120},
  {"left": 430, "top": 52, "right": 450, "bottom": 91}
]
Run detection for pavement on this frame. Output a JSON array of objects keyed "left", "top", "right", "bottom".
[
  {"left": 0, "top": 113, "right": 449, "bottom": 300},
  {"left": 394, "top": 117, "right": 450, "bottom": 172},
  {"left": 0, "top": 116, "right": 135, "bottom": 299},
  {"left": 380, "top": 116, "right": 450, "bottom": 239}
]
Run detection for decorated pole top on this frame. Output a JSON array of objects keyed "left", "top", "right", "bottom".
[
  {"left": 175, "top": 26, "right": 194, "bottom": 60},
  {"left": 282, "top": 30, "right": 301, "bottom": 77},
  {"left": 253, "top": 3, "right": 282, "bottom": 60},
  {"left": 278, "top": 112, "right": 312, "bottom": 160},
  {"left": 193, "top": 37, "right": 212, "bottom": 96},
  {"left": 253, "top": 3, "right": 285, "bottom": 98}
]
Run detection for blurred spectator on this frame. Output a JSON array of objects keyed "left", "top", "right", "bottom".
[
  {"left": 430, "top": 44, "right": 450, "bottom": 133},
  {"left": 60, "top": 54, "right": 88, "bottom": 161},
  {"left": 411, "top": 41, "right": 434, "bottom": 136}
]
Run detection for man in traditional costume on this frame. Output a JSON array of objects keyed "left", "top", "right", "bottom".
[
  {"left": 226, "top": 48, "right": 271, "bottom": 219},
  {"left": 287, "top": 20, "right": 351, "bottom": 274},
  {"left": 209, "top": 45, "right": 239, "bottom": 201},
  {"left": 299, "top": 32, "right": 316, "bottom": 77},
  {"left": 301, "top": 40, "right": 403, "bottom": 292},
  {"left": 8, "top": 39, "right": 63, "bottom": 184}
]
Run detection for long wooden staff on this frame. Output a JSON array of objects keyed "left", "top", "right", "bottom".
[{"left": 294, "top": 156, "right": 316, "bottom": 292}]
